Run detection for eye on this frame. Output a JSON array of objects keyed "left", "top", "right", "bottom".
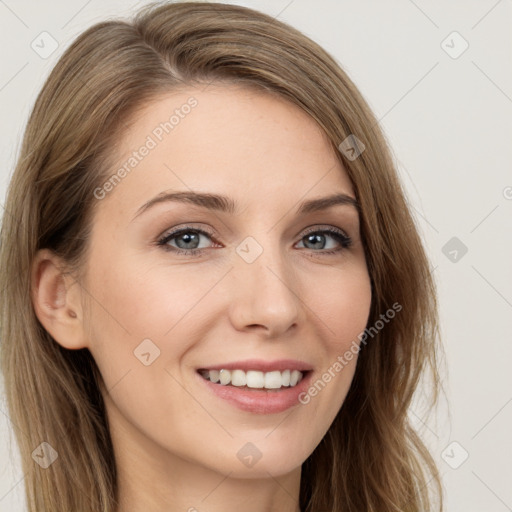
[
  {"left": 296, "top": 226, "right": 352, "bottom": 255},
  {"left": 157, "top": 226, "right": 217, "bottom": 256}
]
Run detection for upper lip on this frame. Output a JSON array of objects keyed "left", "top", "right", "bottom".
[{"left": 197, "top": 359, "right": 313, "bottom": 373}]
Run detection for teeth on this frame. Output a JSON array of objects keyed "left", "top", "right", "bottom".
[
  {"left": 200, "top": 369, "right": 304, "bottom": 389},
  {"left": 231, "top": 369, "right": 246, "bottom": 386},
  {"left": 219, "top": 369, "right": 231, "bottom": 385}
]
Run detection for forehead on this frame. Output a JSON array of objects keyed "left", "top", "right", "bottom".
[{"left": 98, "top": 83, "right": 354, "bottom": 218}]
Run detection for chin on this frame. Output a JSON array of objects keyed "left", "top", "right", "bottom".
[{"left": 206, "top": 439, "right": 311, "bottom": 478}]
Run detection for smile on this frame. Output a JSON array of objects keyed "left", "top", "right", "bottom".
[{"left": 199, "top": 369, "right": 305, "bottom": 389}]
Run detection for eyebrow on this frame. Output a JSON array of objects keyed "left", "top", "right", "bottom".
[{"left": 132, "top": 190, "right": 359, "bottom": 221}]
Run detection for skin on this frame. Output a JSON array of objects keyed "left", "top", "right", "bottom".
[{"left": 32, "top": 84, "right": 372, "bottom": 512}]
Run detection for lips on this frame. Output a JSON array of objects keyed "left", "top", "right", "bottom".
[{"left": 194, "top": 359, "right": 314, "bottom": 414}]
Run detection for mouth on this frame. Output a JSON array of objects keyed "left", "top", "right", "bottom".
[
  {"left": 194, "top": 359, "right": 314, "bottom": 414},
  {"left": 197, "top": 368, "right": 310, "bottom": 391},
  {"left": 196, "top": 367, "right": 313, "bottom": 414}
]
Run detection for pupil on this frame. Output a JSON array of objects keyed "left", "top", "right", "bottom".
[
  {"left": 305, "top": 233, "right": 324, "bottom": 249},
  {"left": 177, "top": 232, "right": 199, "bottom": 249}
]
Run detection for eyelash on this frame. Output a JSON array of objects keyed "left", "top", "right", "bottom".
[{"left": 156, "top": 225, "right": 352, "bottom": 258}]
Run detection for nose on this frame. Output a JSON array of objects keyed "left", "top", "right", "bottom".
[{"left": 228, "top": 239, "right": 301, "bottom": 338}]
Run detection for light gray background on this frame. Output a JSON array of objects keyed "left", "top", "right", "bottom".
[{"left": 1, "top": 1, "right": 511, "bottom": 511}]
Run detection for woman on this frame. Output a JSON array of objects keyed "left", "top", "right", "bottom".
[{"left": 0, "top": 2, "right": 443, "bottom": 511}]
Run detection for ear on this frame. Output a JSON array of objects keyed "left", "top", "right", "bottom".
[{"left": 31, "top": 248, "right": 88, "bottom": 350}]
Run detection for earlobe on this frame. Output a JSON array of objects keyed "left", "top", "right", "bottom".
[{"left": 31, "top": 249, "right": 87, "bottom": 350}]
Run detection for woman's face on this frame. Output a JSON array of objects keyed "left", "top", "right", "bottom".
[{"left": 81, "top": 84, "right": 372, "bottom": 480}]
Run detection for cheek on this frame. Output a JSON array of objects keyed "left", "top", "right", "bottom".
[
  {"left": 310, "top": 262, "right": 372, "bottom": 349},
  {"left": 81, "top": 251, "right": 228, "bottom": 391},
  {"left": 295, "top": 264, "right": 371, "bottom": 426},
  {"left": 84, "top": 253, "right": 206, "bottom": 339}
]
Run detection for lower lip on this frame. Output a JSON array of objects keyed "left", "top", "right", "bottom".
[{"left": 196, "top": 371, "right": 313, "bottom": 414}]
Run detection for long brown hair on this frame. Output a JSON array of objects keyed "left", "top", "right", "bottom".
[{"left": 0, "top": 2, "right": 444, "bottom": 510}]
